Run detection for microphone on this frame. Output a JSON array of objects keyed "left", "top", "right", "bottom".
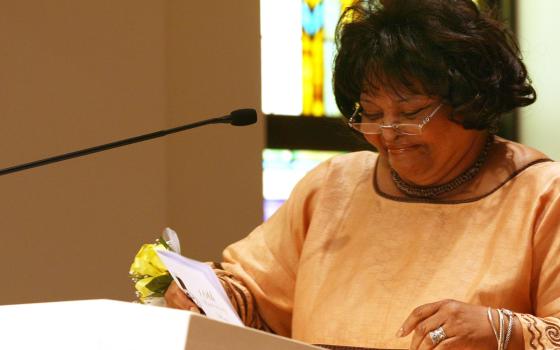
[
  {"left": 229, "top": 108, "right": 257, "bottom": 126},
  {"left": 0, "top": 108, "right": 257, "bottom": 176}
]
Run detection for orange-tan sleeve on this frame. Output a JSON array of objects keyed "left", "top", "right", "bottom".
[
  {"left": 213, "top": 159, "right": 330, "bottom": 336},
  {"left": 209, "top": 262, "right": 272, "bottom": 332},
  {"left": 516, "top": 314, "right": 560, "bottom": 349},
  {"left": 518, "top": 178, "right": 560, "bottom": 349}
]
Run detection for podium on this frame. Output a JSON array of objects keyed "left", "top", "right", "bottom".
[{"left": 0, "top": 299, "right": 323, "bottom": 350}]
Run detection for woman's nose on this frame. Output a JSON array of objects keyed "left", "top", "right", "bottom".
[
  {"left": 378, "top": 112, "right": 400, "bottom": 141},
  {"left": 380, "top": 125, "right": 399, "bottom": 142}
]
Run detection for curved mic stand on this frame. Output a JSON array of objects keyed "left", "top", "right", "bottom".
[{"left": 0, "top": 109, "right": 257, "bottom": 177}]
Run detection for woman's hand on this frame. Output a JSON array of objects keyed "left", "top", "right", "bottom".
[
  {"left": 164, "top": 281, "right": 201, "bottom": 313},
  {"left": 397, "top": 299, "right": 497, "bottom": 349}
]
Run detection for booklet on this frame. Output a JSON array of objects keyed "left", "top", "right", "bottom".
[{"left": 156, "top": 249, "right": 243, "bottom": 326}]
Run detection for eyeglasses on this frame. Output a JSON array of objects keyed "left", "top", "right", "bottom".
[{"left": 347, "top": 102, "right": 443, "bottom": 135}]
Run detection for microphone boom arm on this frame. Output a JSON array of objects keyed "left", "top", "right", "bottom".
[{"left": 0, "top": 115, "right": 236, "bottom": 176}]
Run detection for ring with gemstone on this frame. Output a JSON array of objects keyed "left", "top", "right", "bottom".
[{"left": 429, "top": 326, "right": 447, "bottom": 345}]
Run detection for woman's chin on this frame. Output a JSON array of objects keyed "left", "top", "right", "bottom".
[
  {"left": 388, "top": 155, "right": 419, "bottom": 171},
  {"left": 385, "top": 144, "right": 424, "bottom": 163},
  {"left": 388, "top": 161, "right": 429, "bottom": 185}
]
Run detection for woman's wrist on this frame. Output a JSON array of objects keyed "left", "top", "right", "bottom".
[
  {"left": 487, "top": 308, "right": 524, "bottom": 350},
  {"left": 508, "top": 315, "right": 524, "bottom": 350}
]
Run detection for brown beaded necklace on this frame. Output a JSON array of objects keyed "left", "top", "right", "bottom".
[{"left": 390, "top": 135, "right": 494, "bottom": 199}]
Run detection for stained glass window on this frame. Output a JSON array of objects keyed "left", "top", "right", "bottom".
[
  {"left": 260, "top": 1, "right": 354, "bottom": 219},
  {"left": 261, "top": 1, "right": 356, "bottom": 219},
  {"left": 261, "top": 0, "right": 353, "bottom": 117}
]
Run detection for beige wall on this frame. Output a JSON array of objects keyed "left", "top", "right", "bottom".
[
  {"left": 0, "top": 0, "right": 262, "bottom": 304},
  {"left": 517, "top": 1, "right": 560, "bottom": 160},
  {"left": 165, "top": 1, "right": 263, "bottom": 261}
]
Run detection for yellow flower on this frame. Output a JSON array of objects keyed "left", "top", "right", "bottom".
[
  {"left": 129, "top": 243, "right": 168, "bottom": 278},
  {"left": 129, "top": 241, "right": 172, "bottom": 303}
]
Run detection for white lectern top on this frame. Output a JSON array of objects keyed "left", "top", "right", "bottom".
[{"left": 0, "top": 299, "right": 323, "bottom": 350}]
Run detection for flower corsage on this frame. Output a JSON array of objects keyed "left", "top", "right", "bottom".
[{"left": 129, "top": 228, "right": 181, "bottom": 305}]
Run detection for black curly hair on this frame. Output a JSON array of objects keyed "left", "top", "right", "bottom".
[{"left": 333, "top": 0, "right": 536, "bottom": 131}]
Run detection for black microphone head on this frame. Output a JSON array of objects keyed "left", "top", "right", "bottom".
[{"left": 230, "top": 109, "right": 257, "bottom": 126}]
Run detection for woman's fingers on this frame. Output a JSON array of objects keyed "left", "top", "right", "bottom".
[
  {"left": 409, "top": 312, "right": 449, "bottom": 350},
  {"left": 164, "top": 281, "right": 200, "bottom": 312},
  {"left": 164, "top": 281, "right": 187, "bottom": 308},
  {"left": 427, "top": 337, "right": 458, "bottom": 350},
  {"left": 401, "top": 300, "right": 495, "bottom": 350},
  {"left": 398, "top": 299, "right": 449, "bottom": 337}
]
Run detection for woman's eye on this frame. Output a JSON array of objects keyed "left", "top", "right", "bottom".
[
  {"left": 402, "top": 106, "right": 428, "bottom": 118},
  {"left": 402, "top": 109, "right": 421, "bottom": 117}
]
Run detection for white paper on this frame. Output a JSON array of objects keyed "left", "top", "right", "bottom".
[{"left": 156, "top": 249, "right": 243, "bottom": 326}]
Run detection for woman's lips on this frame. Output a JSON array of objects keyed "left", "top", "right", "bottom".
[{"left": 386, "top": 144, "right": 420, "bottom": 154}]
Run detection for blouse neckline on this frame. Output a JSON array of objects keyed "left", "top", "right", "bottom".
[{"left": 371, "top": 156, "right": 552, "bottom": 205}]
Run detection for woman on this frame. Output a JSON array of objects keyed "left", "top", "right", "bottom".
[{"left": 166, "top": 0, "right": 560, "bottom": 349}]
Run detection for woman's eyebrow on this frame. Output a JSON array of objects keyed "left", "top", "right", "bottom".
[{"left": 397, "top": 95, "right": 427, "bottom": 103}]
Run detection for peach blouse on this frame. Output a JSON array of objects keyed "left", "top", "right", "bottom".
[{"left": 215, "top": 150, "right": 560, "bottom": 349}]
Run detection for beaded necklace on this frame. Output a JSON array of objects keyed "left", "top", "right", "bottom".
[{"left": 390, "top": 136, "right": 494, "bottom": 199}]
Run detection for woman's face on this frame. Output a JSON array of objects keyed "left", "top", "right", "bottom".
[{"left": 360, "top": 88, "right": 484, "bottom": 186}]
